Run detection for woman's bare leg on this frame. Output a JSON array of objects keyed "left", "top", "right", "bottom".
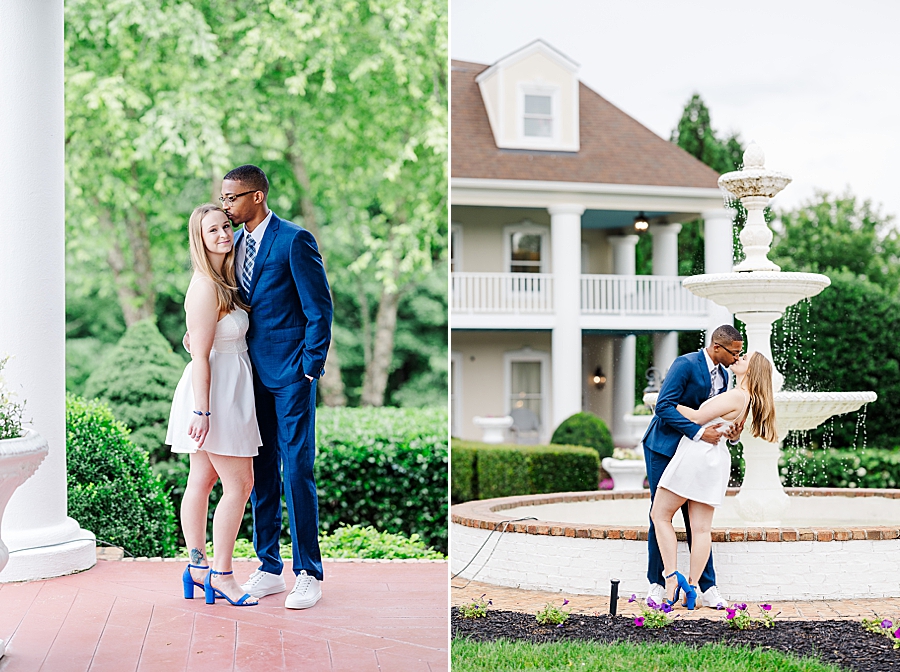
[
  {"left": 650, "top": 487, "right": 688, "bottom": 602},
  {"left": 207, "top": 453, "right": 255, "bottom": 602},
  {"left": 182, "top": 451, "right": 218, "bottom": 583},
  {"left": 687, "top": 500, "right": 715, "bottom": 587}
]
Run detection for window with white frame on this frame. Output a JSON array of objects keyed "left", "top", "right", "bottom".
[
  {"left": 504, "top": 348, "right": 550, "bottom": 440},
  {"left": 523, "top": 94, "right": 553, "bottom": 138},
  {"left": 504, "top": 222, "right": 549, "bottom": 274}
]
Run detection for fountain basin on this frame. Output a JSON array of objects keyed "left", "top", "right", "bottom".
[
  {"left": 0, "top": 430, "right": 49, "bottom": 574},
  {"left": 776, "top": 391, "right": 878, "bottom": 433},
  {"left": 451, "top": 490, "right": 900, "bottom": 601},
  {"left": 682, "top": 272, "right": 830, "bottom": 316}
]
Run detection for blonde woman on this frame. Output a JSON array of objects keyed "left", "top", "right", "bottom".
[
  {"left": 166, "top": 203, "right": 262, "bottom": 607},
  {"left": 650, "top": 351, "right": 777, "bottom": 609}
]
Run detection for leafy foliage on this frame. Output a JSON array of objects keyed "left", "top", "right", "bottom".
[
  {"left": 317, "top": 524, "right": 444, "bottom": 559},
  {"left": 66, "top": 394, "right": 177, "bottom": 557},
  {"left": 780, "top": 448, "right": 900, "bottom": 489},
  {"left": 0, "top": 356, "right": 26, "bottom": 440},
  {"left": 550, "top": 412, "right": 614, "bottom": 460},
  {"left": 535, "top": 600, "right": 570, "bottom": 626},
  {"left": 84, "top": 319, "right": 184, "bottom": 462},
  {"left": 451, "top": 440, "right": 600, "bottom": 501}
]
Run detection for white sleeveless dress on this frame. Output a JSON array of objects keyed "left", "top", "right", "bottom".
[
  {"left": 657, "top": 418, "right": 732, "bottom": 507},
  {"left": 166, "top": 307, "right": 261, "bottom": 457}
]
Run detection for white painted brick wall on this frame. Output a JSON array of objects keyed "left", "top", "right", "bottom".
[{"left": 451, "top": 523, "right": 900, "bottom": 601}]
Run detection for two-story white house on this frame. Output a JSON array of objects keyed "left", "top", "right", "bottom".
[{"left": 451, "top": 40, "right": 734, "bottom": 445}]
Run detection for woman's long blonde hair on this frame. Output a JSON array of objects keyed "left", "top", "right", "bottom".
[
  {"left": 188, "top": 203, "right": 250, "bottom": 314},
  {"left": 746, "top": 352, "right": 777, "bottom": 443}
]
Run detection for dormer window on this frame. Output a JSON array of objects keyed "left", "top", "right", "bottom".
[{"left": 523, "top": 94, "right": 552, "bottom": 138}]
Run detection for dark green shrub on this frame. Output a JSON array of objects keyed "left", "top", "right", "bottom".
[
  {"left": 315, "top": 406, "right": 447, "bottom": 553},
  {"left": 66, "top": 394, "right": 177, "bottom": 557},
  {"left": 550, "top": 412, "right": 614, "bottom": 460},
  {"left": 451, "top": 441, "right": 477, "bottom": 503},
  {"left": 84, "top": 319, "right": 184, "bottom": 462},
  {"left": 451, "top": 440, "right": 599, "bottom": 501},
  {"left": 780, "top": 448, "right": 900, "bottom": 489}
]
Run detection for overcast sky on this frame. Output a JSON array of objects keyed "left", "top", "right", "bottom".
[{"left": 451, "top": 0, "right": 900, "bottom": 223}]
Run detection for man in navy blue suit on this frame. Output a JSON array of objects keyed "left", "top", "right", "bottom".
[
  {"left": 220, "top": 165, "right": 333, "bottom": 610},
  {"left": 641, "top": 324, "right": 744, "bottom": 610}
]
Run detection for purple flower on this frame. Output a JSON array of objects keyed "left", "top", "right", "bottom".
[
  {"left": 737, "top": 603, "right": 747, "bottom": 611},
  {"left": 634, "top": 617, "right": 644, "bottom": 627},
  {"left": 726, "top": 608, "right": 736, "bottom": 620},
  {"left": 556, "top": 622, "right": 564, "bottom": 628},
  {"left": 894, "top": 628, "right": 900, "bottom": 639},
  {"left": 488, "top": 600, "right": 493, "bottom": 606},
  {"left": 881, "top": 619, "right": 893, "bottom": 629},
  {"left": 647, "top": 598, "right": 659, "bottom": 610},
  {"left": 761, "top": 604, "right": 772, "bottom": 611},
  {"left": 562, "top": 599, "right": 569, "bottom": 606},
  {"left": 716, "top": 604, "right": 724, "bottom": 610},
  {"left": 628, "top": 594, "right": 636, "bottom": 603},
  {"left": 661, "top": 603, "right": 673, "bottom": 614}
]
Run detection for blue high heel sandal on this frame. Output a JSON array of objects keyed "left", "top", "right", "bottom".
[
  {"left": 204, "top": 569, "right": 258, "bottom": 606},
  {"left": 681, "top": 581, "right": 698, "bottom": 610},
  {"left": 663, "top": 571, "right": 685, "bottom": 606},
  {"left": 182, "top": 563, "right": 209, "bottom": 599}
]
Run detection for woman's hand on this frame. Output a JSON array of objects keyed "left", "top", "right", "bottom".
[{"left": 188, "top": 414, "right": 210, "bottom": 448}]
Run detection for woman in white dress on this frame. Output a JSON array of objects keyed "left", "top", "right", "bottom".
[
  {"left": 166, "top": 203, "right": 262, "bottom": 607},
  {"left": 650, "top": 351, "right": 777, "bottom": 609}
]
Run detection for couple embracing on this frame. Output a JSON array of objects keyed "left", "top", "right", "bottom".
[
  {"left": 165, "top": 165, "right": 332, "bottom": 609},
  {"left": 642, "top": 324, "right": 777, "bottom": 610}
]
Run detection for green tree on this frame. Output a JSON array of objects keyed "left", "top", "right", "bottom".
[
  {"left": 772, "top": 191, "right": 900, "bottom": 292},
  {"left": 670, "top": 94, "right": 744, "bottom": 175},
  {"left": 84, "top": 319, "right": 184, "bottom": 462}
]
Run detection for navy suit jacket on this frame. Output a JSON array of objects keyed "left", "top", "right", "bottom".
[
  {"left": 235, "top": 213, "right": 333, "bottom": 389},
  {"left": 641, "top": 350, "right": 731, "bottom": 458}
]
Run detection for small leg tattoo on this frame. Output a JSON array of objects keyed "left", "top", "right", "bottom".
[{"left": 190, "top": 547, "right": 205, "bottom": 565}]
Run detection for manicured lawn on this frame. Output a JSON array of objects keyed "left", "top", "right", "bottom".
[{"left": 451, "top": 639, "right": 844, "bottom": 672}]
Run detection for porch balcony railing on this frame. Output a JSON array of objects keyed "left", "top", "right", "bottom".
[
  {"left": 580, "top": 274, "right": 708, "bottom": 315},
  {"left": 450, "top": 272, "right": 707, "bottom": 316}
]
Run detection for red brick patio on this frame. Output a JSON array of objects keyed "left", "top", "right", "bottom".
[{"left": 0, "top": 558, "right": 448, "bottom": 671}]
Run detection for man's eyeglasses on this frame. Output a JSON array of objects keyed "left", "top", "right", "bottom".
[
  {"left": 715, "top": 343, "right": 744, "bottom": 359},
  {"left": 219, "top": 190, "right": 257, "bottom": 206}
]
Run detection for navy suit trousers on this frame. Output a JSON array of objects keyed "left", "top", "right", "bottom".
[
  {"left": 645, "top": 448, "right": 716, "bottom": 592},
  {"left": 250, "top": 374, "right": 323, "bottom": 581}
]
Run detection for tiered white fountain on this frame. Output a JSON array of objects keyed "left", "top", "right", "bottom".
[{"left": 681, "top": 143, "right": 876, "bottom": 524}]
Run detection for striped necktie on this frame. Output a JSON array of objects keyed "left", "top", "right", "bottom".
[
  {"left": 242, "top": 234, "right": 256, "bottom": 294},
  {"left": 709, "top": 368, "right": 718, "bottom": 398}
]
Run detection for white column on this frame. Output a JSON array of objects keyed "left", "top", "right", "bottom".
[
  {"left": 548, "top": 204, "right": 584, "bottom": 433},
  {"left": 702, "top": 209, "right": 735, "bottom": 345},
  {"left": 649, "top": 222, "right": 681, "bottom": 376},
  {"left": 0, "top": 0, "right": 96, "bottom": 582},
  {"left": 607, "top": 235, "right": 639, "bottom": 445}
]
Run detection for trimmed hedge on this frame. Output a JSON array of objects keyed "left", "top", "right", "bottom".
[
  {"left": 316, "top": 406, "right": 448, "bottom": 554},
  {"left": 451, "top": 440, "right": 600, "bottom": 502},
  {"left": 550, "top": 412, "right": 614, "bottom": 460},
  {"left": 66, "top": 394, "right": 177, "bottom": 557},
  {"left": 780, "top": 448, "right": 900, "bottom": 489}
]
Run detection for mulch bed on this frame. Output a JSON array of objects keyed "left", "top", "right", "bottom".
[{"left": 452, "top": 608, "right": 900, "bottom": 672}]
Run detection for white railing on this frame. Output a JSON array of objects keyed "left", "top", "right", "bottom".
[
  {"left": 451, "top": 273, "right": 553, "bottom": 313},
  {"left": 580, "top": 274, "right": 707, "bottom": 315}
]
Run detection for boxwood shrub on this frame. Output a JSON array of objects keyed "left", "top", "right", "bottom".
[
  {"left": 550, "top": 412, "right": 614, "bottom": 460},
  {"left": 451, "top": 440, "right": 599, "bottom": 502},
  {"left": 66, "top": 394, "right": 177, "bottom": 557},
  {"left": 780, "top": 447, "right": 900, "bottom": 489}
]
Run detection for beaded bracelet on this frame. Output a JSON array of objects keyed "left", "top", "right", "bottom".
[{"left": 193, "top": 410, "right": 211, "bottom": 416}]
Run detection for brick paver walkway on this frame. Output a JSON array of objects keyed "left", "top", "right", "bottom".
[
  {"left": 1, "top": 557, "right": 448, "bottom": 671},
  {"left": 452, "top": 577, "right": 900, "bottom": 621}
]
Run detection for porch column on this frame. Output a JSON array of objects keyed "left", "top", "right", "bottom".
[
  {"left": 608, "top": 235, "right": 638, "bottom": 446},
  {"left": 702, "top": 209, "right": 735, "bottom": 344},
  {"left": 650, "top": 222, "right": 682, "bottom": 377},
  {"left": 0, "top": 0, "right": 96, "bottom": 582},
  {"left": 548, "top": 204, "right": 584, "bottom": 433}
]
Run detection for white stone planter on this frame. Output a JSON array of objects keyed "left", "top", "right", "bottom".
[
  {"left": 473, "top": 416, "right": 514, "bottom": 444},
  {"left": 622, "top": 414, "right": 652, "bottom": 452},
  {"left": 601, "top": 457, "right": 647, "bottom": 492}
]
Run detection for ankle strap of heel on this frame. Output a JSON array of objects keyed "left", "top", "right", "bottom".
[
  {"left": 665, "top": 571, "right": 677, "bottom": 579},
  {"left": 209, "top": 569, "right": 233, "bottom": 576},
  {"left": 188, "top": 564, "right": 210, "bottom": 569}
]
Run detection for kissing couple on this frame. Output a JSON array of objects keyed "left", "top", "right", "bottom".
[
  {"left": 642, "top": 324, "right": 777, "bottom": 609},
  {"left": 165, "top": 165, "right": 333, "bottom": 609}
]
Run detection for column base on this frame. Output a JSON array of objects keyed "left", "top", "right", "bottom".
[{"left": 0, "top": 522, "right": 95, "bottom": 583}]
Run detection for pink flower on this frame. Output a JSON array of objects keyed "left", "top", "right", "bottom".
[
  {"left": 894, "top": 628, "right": 900, "bottom": 639},
  {"left": 562, "top": 599, "right": 569, "bottom": 606},
  {"left": 634, "top": 617, "right": 644, "bottom": 627},
  {"left": 726, "top": 608, "right": 736, "bottom": 620},
  {"left": 761, "top": 604, "right": 772, "bottom": 611}
]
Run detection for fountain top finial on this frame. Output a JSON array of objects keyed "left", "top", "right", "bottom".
[{"left": 743, "top": 142, "right": 765, "bottom": 169}]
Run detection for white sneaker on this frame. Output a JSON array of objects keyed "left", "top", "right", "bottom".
[
  {"left": 645, "top": 583, "right": 666, "bottom": 607},
  {"left": 284, "top": 570, "right": 322, "bottom": 610},
  {"left": 701, "top": 585, "right": 728, "bottom": 609},
  {"left": 241, "top": 569, "right": 286, "bottom": 599}
]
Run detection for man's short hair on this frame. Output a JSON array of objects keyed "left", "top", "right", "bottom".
[
  {"left": 224, "top": 164, "right": 269, "bottom": 197},
  {"left": 712, "top": 324, "right": 742, "bottom": 344}
]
